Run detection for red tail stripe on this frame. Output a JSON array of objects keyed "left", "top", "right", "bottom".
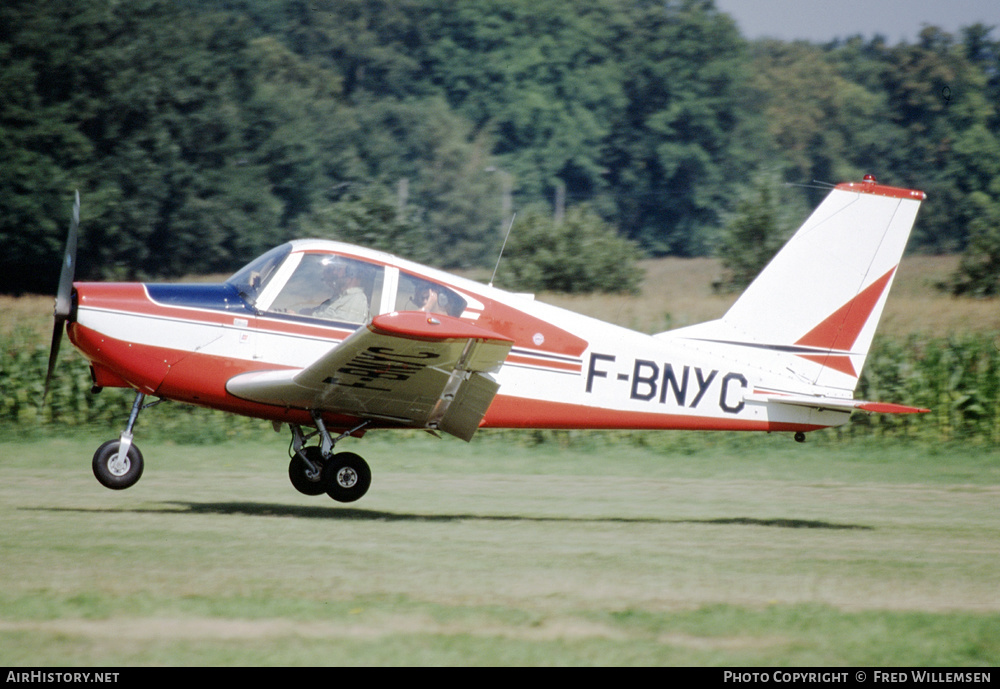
[
  {"left": 796, "top": 266, "right": 896, "bottom": 352},
  {"left": 798, "top": 354, "right": 857, "bottom": 377}
]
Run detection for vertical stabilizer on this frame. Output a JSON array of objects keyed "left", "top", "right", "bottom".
[{"left": 665, "top": 178, "right": 925, "bottom": 393}]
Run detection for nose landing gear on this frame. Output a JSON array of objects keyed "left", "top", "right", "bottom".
[{"left": 91, "top": 390, "right": 164, "bottom": 490}]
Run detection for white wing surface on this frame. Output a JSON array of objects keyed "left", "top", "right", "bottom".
[{"left": 227, "top": 312, "right": 513, "bottom": 440}]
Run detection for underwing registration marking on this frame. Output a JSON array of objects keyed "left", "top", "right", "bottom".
[{"left": 324, "top": 346, "right": 441, "bottom": 391}]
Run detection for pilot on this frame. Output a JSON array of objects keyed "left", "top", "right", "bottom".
[{"left": 308, "top": 259, "right": 370, "bottom": 323}]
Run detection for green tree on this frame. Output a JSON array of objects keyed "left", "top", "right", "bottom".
[
  {"left": 873, "top": 27, "right": 996, "bottom": 251},
  {"left": 495, "top": 205, "right": 641, "bottom": 294},
  {"left": 751, "top": 40, "right": 899, "bottom": 204},
  {"left": 280, "top": 0, "right": 428, "bottom": 100},
  {"left": 602, "top": 0, "right": 754, "bottom": 255},
  {"left": 293, "top": 191, "right": 433, "bottom": 266},
  {"left": 714, "top": 180, "right": 789, "bottom": 292},
  {"left": 418, "top": 0, "right": 626, "bottom": 206},
  {"left": 948, "top": 187, "right": 1000, "bottom": 297},
  {"left": 345, "top": 97, "right": 500, "bottom": 268},
  {"left": 0, "top": 0, "right": 289, "bottom": 287},
  {"left": 246, "top": 35, "right": 357, "bottom": 229},
  {"left": 0, "top": 1, "right": 99, "bottom": 292}
]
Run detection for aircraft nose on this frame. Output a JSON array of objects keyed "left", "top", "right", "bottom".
[{"left": 66, "top": 284, "right": 79, "bottom": 322}]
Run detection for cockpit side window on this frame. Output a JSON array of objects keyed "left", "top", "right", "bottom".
[
  {"left": 395, "top": 272, "right": 467, "bottom": 317},
  {"left": 270, "top": 254, "right": 384, "bottom": 324}
]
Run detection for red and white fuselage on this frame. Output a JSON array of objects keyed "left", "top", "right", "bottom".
[{"left": 67, "top": 179, "right": 929, "bottom": 441}]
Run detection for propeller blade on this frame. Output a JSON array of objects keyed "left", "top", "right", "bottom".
[
  {"left": 44, "top": 318, "right": 64, "bottom": 401},
  {"left": 54, "top": 190, "right": 80, "bottom": 319},
  {"left": 44, "top": 190, "right": 80, "bottom": 401}
]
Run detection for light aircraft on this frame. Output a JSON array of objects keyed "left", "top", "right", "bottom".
[{"left": 46, "top": 175, "right": 929, "bottom": 502}]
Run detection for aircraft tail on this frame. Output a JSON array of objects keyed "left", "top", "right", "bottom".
[{"left": 663, "top": 177, "right": 925, "bottom": 395}]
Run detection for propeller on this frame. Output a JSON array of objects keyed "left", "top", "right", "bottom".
[{"left": 44, "top": 190, "right": 80, "bottom": 401}]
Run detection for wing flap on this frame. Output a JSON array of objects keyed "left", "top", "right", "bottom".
[
  {"left": 226, "top": 312, "right": 513, "bottom": 439},
  {"left": 433, "top": 367, "right": 501, "bottom": 441}
]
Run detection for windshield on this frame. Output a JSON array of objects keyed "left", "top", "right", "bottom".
[{"left": 225, "top": 243, "right": 292, "bottom": 307}]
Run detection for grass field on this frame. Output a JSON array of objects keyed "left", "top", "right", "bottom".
[
  {"left": 2, "top": 254, "right": 998, "bottom": 665},
  {"left": 1, "top": 432, "right": 997, "bottom": 666}
]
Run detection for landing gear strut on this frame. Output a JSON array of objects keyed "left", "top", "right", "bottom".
[
  {"left": 92, "top": 390, "right": 163, "bottom": 490},
  {"left": 287, "top": 415, "right": 371, "bottom": 503}
]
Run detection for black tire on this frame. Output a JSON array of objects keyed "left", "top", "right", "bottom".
[
  {"left": 326, "top": 452, "right": 371, "bottom": 503},
  {"left": 92, "top": 439, "right": 144, "bottom": 490},
  {"left": 288, "top": 447, "right": 329, "bottom": 496}
]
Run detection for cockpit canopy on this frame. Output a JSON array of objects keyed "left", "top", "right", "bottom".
[{"left": 226, "top": 241, "right": 468, "bottom": 326}]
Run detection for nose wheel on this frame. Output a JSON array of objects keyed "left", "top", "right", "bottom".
[{"left": 92, "top": 439, "right": 144, "bottom": 490}]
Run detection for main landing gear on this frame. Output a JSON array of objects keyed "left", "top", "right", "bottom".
[
  {"left": 90, "top": 392, "right": 372, "bottom": 502},
  {"left": 286, "top": 414, "right": 371, "bottom": 503}
]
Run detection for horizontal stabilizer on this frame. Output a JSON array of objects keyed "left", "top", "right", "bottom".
[{"left": 749, "top": 390, "right": 929, "bottom": 415}]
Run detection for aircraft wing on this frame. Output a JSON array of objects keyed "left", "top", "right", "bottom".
[
  {"left": 227, "top": 312, "right": 514, "bottom": 441},
  {"left": 749, "top": 390, "right": 929, "bottom": 415}
]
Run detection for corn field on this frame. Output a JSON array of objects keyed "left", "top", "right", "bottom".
[
  {"left": 2, "top": 329, "right": 999, "bottom": 444},
  {"left": 853, "top": 334, "right": 1000, "bottom": 444},
  {"left": 0, "top": 328, "right": 267, "bottom": 442}
]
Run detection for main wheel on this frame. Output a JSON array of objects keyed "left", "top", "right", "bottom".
[
  {"left": 288, "top": 447, "right": 329, "bottom": 496},
  {"left": 326, "top": 452, "right": 371, "bottom": 503},
  {"left": 92, "top": 440, "right": 144, "bottom": 490}
]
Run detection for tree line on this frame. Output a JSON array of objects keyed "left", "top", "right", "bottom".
[{"left": 2, "top": 0, "right": 999, "bottom": 294}]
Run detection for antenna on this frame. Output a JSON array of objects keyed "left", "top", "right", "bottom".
[
  {"left": 784, "top": 180, "right": 837, "bottom": 192},
  {"left": 489, "top": 213, "right": 516, "bottom": 288}
]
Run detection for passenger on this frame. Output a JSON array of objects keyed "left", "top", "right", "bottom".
[{"left": 414, "top": 282, "right": 443, "bottom": 314}]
